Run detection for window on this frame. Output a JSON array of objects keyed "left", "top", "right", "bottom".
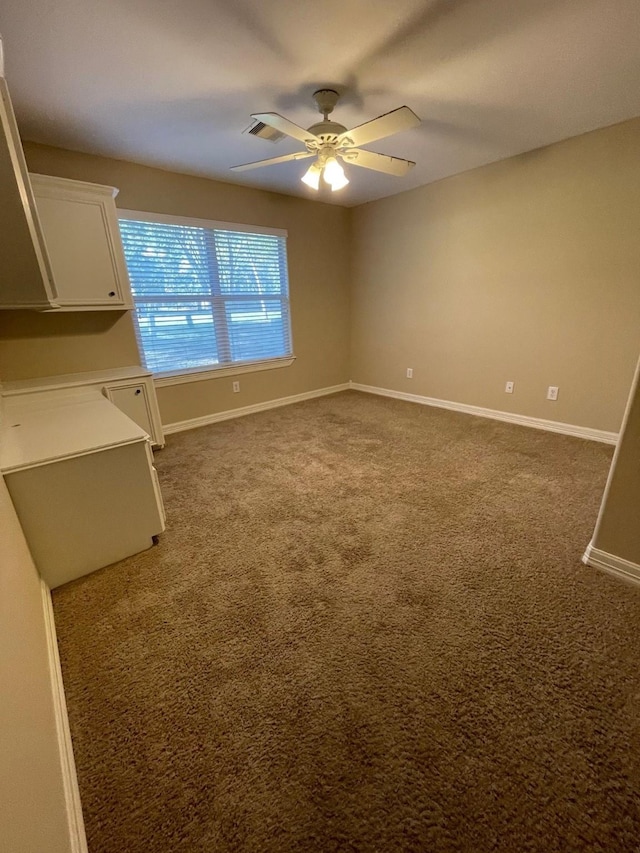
[{"left": 118, "top": 212, "right": 293, "bottom": 380}]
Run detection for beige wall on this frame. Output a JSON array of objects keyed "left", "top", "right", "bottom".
[
  {"left": 0, "top": 143, "right": 350, "bottom": 425},
  {"left": 350, "top": 118, "right": 640, "bottom": 433},
  {"left": 0, "top": 474, "right": 76, "bottom": 853},
  {"left": 591, "top": 354, "right": 640, "bottom": 563},
  {"left": 0, "top": 310, "right": 140, "bottom": 380}
]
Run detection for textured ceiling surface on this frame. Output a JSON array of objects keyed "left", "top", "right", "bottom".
[{"left": 1, "top": 0, "right": 640, "bottom": 206}]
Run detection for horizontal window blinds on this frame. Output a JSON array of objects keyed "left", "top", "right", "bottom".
[{"left": 118, "top": 217, "right": 292, "bottom": 375}]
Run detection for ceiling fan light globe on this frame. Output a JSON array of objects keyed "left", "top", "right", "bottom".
[
  {"left": 328, "top": 171, "right": 349, "bottom": 191},
  {"left": 301, "top": 163, "right": 321, "bottom": 191},
  {"left": 323, "top": 156, "right": 349, "bottom": 191},
  {"left": 324, "top": 157, "right": 344, "bottom": 184}
]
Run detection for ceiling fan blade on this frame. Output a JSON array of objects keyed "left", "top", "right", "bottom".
[
  {"left": 339, "top": 106, "right": 420, "bottom": 148},
  {"left": 231, "top": 151, "right": 314, "bottom": 172},
  {"left": 250, "top": 112, "right": 319, "bottom": 145},
  {"left": 342, "top": 148, "right": 415, "bottom": 176}
]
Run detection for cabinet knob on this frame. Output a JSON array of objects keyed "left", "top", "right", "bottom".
[
  {"left": 134, "top": 389, "right": 141, "bottom": 395},
  {"left": 108, "top": 291, "right": 116, "bottom": 297}
]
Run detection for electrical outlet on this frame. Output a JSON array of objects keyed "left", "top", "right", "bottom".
[
  {"left": 232, "top": 381, "right": 240, "bottom": 393},
  {"left": 505, "top": 381, "right": 514, "bottom": 394},
  {"left": 406, "top": 368, "right": 413, "bottom": 379},
  {"left": 547, "top": 385, "right": 559, "bottom": 401}
]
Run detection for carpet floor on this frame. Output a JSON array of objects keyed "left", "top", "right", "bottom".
[{"left": 52, "top": 391, "right": 640, "bottom": 853}]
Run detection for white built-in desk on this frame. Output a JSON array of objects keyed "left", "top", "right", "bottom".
[
  {"left": 0, "top": 387, "right": 165, "bottom": 588},
  {"left": 1, "top": 366, "right": 165, "bottom": 447}
]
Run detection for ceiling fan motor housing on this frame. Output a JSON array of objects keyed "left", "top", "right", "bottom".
[
  {"left": 306, "top": 90, "right": 352, "bottom": 153},
  {"left": 306, "top": 120, "right": 349, "bottom": 143}
]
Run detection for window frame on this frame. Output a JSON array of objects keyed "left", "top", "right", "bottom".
[{"left": 118, "top": 209, "right": 295, "bottom": 387}]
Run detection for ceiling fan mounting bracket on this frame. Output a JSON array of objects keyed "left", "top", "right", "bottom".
[{"left": 312, "top": 89, "right": 340, "bottom": 119}]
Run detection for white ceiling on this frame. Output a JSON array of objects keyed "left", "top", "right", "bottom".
[{"left": 2, "top": 0, "right": 640, "bottom": 207}]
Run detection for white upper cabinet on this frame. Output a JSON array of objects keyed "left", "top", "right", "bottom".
[
  {"left": 30, "top": 174, "right": 134, "bottom": 311},
  {"left": 0, "top": 77, "right": 59, "bottom": 309}
]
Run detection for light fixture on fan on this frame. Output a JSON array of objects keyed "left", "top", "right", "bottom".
[
  {"left": 232, "top": 89, "right": 420, "bottom": 193},
  {"left": 301, "top": 154, "right": 349, "bottom": 192},
  {"left": 300, "top": 161, "right": 322, "bottom": 190}
]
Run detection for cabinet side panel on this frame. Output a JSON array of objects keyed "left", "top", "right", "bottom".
[
  {"left": 5, "top": 441, "right": 164, "bottom": 588},
  {"left": 0, "top": 80, "right": 57, "bottom": 307}
]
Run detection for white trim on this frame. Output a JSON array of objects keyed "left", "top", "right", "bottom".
[
  {"left": 30, "top": 173, "right": 118, "bottom": 200},
  {"left": 582, "top": 543, "right": 640, "bottom": 586},
  {"left": 349, "top": 383, "right": 618, "bottom": 445},
  {"left": 155, "top": 356, "right": 296, "bottom": 388},
  {"left": 40, "top": 580, "right": 88, "bottom": 853},
  {"left": 118, "top": 208, "right": 287, "bottom": 238},
  {"left": 163, "top": 383, "right": 350, "bottom": 434},
  {"left": 0, "top": 300, "right": 59, "bottom": 310}
]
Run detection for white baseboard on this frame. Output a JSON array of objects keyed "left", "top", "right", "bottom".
[
  {"left": 163, "top": 383, "right": 350, "bottom": 435},
  {"left": 582, "top": 543, "right": 640, "bottom": 586},
  {"left": 41, "top": 581, "right": 88, "bottom": 853},
  {"left": 349, "top": 382, "right": 618, "bottom": 445}
]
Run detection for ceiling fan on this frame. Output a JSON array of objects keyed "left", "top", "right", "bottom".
[{"left": 231, "top": 89, "right": 421, "bottom": 192}]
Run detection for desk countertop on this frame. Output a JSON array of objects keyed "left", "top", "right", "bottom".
[{"left": 0, "top": 387, "right": 148, "bottom": 473}]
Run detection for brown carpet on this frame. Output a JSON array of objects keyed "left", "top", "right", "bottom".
[{"left": 52, "top": 391, "right": 640, "bottom": 853}]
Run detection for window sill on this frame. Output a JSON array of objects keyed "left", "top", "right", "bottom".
[{"left": 153, "top": 356, "right": 296, "bottom": 388}]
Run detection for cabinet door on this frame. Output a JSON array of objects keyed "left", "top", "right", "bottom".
[
  {"left": 105, "top": 384, "right": 153, "bottom": 437},
  {"left": 34, "top": 194, "right": 126, "bottom": 307},
  {"left": 30, "top": 174, "right": 134, "bottom": 311},
  {"left": 103, "top": 376, "right": 165, "bottom": 447}
]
